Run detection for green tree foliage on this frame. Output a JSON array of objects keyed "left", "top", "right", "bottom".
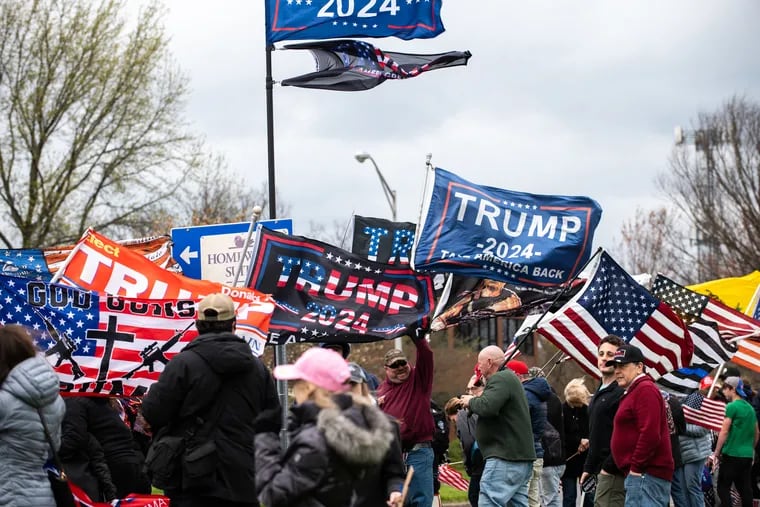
[{"left": 0, "top": 0, "right": 200, "bottom": 247}]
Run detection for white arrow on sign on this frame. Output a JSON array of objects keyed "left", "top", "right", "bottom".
[{"left": 180, "top": 245, "right": 199, "bottom": 264}]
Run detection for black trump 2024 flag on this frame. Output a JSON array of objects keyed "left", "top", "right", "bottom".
[
  {"left": 281, "top": 40, "right": 471, "bottom": 91},
  {"left": 247, "top": 228, "right": 435, "bottom": 345}
]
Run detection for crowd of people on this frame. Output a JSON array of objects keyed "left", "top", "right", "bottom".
[{"left": 0, "top": 292, "right": 759, "bottom": 507}]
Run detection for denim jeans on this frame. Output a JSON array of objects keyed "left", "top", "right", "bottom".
[
  {"left": 478, "top": 458, "right": 533, "bottom": 507},
  {"left": 671, "top": 467, "right": 688, "bottom": 507},
  {"left": 623, "top": 473, "right": 671, "bottom": 507},
  {"left": 681, "top": 461, "right": 705, "bottom": 507},
  {"left": 404, "top": 447, "right": 434, "bottom": 507},
  {"left": 540, "top": 465, "right": 565, "bottom": 507}
]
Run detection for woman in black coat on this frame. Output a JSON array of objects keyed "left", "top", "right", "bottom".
[
  {"left": 561, "top": 378, "right": 593, "bottom": 507},
  {"left": 255, "top": 348, "right": 395, "bottom": 507}
]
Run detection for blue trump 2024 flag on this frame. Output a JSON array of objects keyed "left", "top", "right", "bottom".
[
  {"left": 265, "top": 0, "right": 444, "bottom": 44},
  {"left": 411, "top": 168, "right": 603, "bottom": 287}
]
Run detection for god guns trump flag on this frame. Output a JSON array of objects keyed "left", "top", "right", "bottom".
[
  {"left": 247, "top": 228, "right": 434, "bottom": 344},
  {"left": 411, "top": 167, "right": 602, "bottom": 287},
  {"left": 52, "top": 229, "right": 274, "bottom": 355},
  {"left": 0, "top": 274, "right": 230, "bottom": 396}
]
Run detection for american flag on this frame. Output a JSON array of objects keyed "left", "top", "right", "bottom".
[
  {"left": 438, "top": 463, "right": 469, "bottom": 491},
  {"left": 681, "top": 390, "right": 725, "bottom": 432},
  {"left": 657, "top": 319, "right": 736, "bottom": 395},
  {"left": 0, "top": 273, "right": 203, "bottom": 397},
  {"left": 505, "top": 338, "right": 521, "bottom": 361},
  {"left": 651, "top": 274, "right": 760, "bottom": 339},
  {"left": 536, "top": 252, "right": 693, "bottom": 380},
  {"left": 0, "top": 249, "right": 49, "bottom": 280}
]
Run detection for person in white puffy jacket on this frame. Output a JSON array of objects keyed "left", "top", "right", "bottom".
[{"left": 0, "top": 324, "right": 66, "bottom": 507}]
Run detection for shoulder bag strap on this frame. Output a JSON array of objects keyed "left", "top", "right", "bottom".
[{"left": 36, "top": 407, "right": 67, "bottom": 480}]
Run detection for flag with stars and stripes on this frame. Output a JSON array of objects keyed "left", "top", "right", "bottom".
[
  {"left": 247, "top": 228, "right": 434, "bottom": 344},
  {"left": 281, "top": 40, "right": 470, "bottom": 91},
  {"left": 437, "top": 463, "right": 469, "bottom": 491},
  {"left": 0, "top": 273, "right": 217, "bottom": 396},
  {"left": 352, "top": 216, "right": 416, "bottom": 265},
  {"left": 681, "top": 390, "right": 725, "bottom": 433},
  {"left": 266, "top": 0, "right": 444, "bottom": 44},
  {"left": 651, "top": 275, "right": 760, "bottom": 375},
  {"left": 536, "top": 252, "right": 693, "bottom": 380},
  {"left": 656, "top": 319, "right": 736, "bottom": 395},
  {"left": 652, "top": 274, "right": 760, "bottom": 339}
]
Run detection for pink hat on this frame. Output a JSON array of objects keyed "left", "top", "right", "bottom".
[{"left": 273, "top": 347, "right": 351, "bottom": 393}]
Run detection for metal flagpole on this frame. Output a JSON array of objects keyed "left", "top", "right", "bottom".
[
  {"left": 232, "top": 206, "right": 263, "bottom": 287},
  {"left": 265, "top": 44, "right": 289, "bottom": 449}
]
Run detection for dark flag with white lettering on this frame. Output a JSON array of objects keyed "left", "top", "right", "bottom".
[
  {"left": 281, "top": 40, "right": 471, "bottom": 91},
  {"left": 247, "top": 228, "right": 434, "bottom": 344},
  {"left": 411, "top": 167, "right": 603, "bottom": 288},
  {"left": 352, "top": 216, "right": 416, "bottom": 265}
]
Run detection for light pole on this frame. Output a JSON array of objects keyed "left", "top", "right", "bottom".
[
  {"left": 355, "top": 151, "right": 397, "bottom": 222},
  {"left": 354, "top": 151, "right": 402, "bottom": 350}
]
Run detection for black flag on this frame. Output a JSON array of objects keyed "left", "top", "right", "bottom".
[{"left": 281, "top": 40, "right": 471, "bottom": 92}]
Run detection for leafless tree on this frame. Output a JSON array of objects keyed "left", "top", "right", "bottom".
[
  {"left": 618, "top": 96, "right": 760, "bottom": 283},
  {"left": 613, "top": 206, "right": 697, "bottom": 284},
  {"left": 0, "top": 0, "right": 201, "bottom": 247},
  {"left": 661, "top": 96, "right": 760, "bottom": 280}
]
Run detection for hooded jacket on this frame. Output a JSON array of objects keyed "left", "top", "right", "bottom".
[
  {"left": 523, "top": 376, "right": 551, "bottom": 458},
  {"left": 0, "top": 356, "right": 66, "bottom": 507},
  {"left": 256, "top": 394, "right": 394, "bottom": 507},
  {"left": 142, "top": 331, "right": 279, "bottom": 502}
]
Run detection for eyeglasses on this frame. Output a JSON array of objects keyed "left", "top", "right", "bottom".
[{"left": 386, "top": 360, "right": 408, "bottom": 369}]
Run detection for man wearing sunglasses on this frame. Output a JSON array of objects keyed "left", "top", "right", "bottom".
[{"left": 376, "top": 337, "right": 435, "bottom": 507}]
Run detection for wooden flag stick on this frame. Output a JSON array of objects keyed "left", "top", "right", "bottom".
[{"left": 399, "top": 466, "right": 415, "bottom": 506}]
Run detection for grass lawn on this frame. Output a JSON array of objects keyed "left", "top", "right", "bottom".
[{"left": 439, "top": 438, "right": 471, "bottom": 504}]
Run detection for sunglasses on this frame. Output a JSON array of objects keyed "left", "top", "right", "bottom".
[{"left": 386, "top": 360, "right": 408, "bottom": 369}]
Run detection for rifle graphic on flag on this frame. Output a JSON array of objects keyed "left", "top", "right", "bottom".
[{"left": 123, "top": 322, "right": 194, "bottom": 379}]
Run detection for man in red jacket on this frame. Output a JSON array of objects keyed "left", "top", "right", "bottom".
[
  {"left": 376, "top": 336, "right": 435, "bottom": 507},
  {"left": 607, "top": 344, "right": 673, "bottom": 507}
]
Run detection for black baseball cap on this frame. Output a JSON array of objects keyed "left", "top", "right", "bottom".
[
  {"left": 718, "top": 365, "right": 740, "bottom": 381},
  {"left": 605, "top": 344, "right": 645, "bottom": 367}
]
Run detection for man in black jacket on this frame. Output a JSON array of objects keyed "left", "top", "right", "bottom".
[
  {"left": 580, "top": 335, "right": 625, "bottom": 507},
  {"left": 142, "top": 293, "right": 280, "bottom": 507}
]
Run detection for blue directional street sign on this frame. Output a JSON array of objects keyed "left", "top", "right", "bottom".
[{"left": 171, "top": 219, "right": 293, "bottom": 281}]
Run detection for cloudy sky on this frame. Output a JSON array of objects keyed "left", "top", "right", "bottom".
[{"left": 153, "top": 0, "right": 760, "bottom": 250}]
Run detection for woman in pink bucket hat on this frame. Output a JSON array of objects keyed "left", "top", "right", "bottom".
[{"left": 255, "top": 347, "right": 396, "bottom": 507}]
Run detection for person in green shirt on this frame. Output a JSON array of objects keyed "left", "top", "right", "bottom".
[
  {"left": 459, "top": 345, "right": 536, "bottom": 507},
  {"left": 710, "top": 376, "right": 759, "bottom": 507}
]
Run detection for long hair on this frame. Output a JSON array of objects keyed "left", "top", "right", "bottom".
[{"left": 0, "top": 325, "right": 37, "bottom": 385}]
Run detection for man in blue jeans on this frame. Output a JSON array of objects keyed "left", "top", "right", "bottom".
[
  {"left": 377, "top": 336, "right": 435, "bottom": 507},
  {"left": 459, "top": 346, "right": 536, "bottom": 507}
]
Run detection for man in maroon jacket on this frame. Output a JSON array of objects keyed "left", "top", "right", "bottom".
[
  {"left": 607, "top": 344, "right": 673, "bottom": 507},
  {"left": 376, "top": 336, "right": 435, "bottom": 507}
]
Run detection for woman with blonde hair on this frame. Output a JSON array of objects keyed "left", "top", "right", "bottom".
[
  {"left": 561, "top": 378, "right": 593, "bottom": 507},
  {"left": 255, "top": 347, "right": 395, "bottom": 507},
  {"left": 0, "top": 324, "right": 66, "bottom": 507}
]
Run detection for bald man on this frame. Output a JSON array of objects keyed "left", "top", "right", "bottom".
[{"left": 459, "top": 346, "right": 536, "bottom": 507}]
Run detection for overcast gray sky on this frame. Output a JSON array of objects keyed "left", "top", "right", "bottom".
[{"left": 155, "top": 0, "right": 760, "bottom": 250}]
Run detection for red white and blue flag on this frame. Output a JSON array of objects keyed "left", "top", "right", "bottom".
[
  {"left": 438, "top": 463, "right": 469, "bottom": 491},
  {"left": 0, "top": 273, "right": 269, "bottom": 397},
  {"left": 681, "top": 390, "right": 725, "bottom": 433},
  {"left": 537, "top": 252, "right": 693, "bottom": 380}
]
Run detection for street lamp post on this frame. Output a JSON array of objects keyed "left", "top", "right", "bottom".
[{"left": 355, "top": 151, "right": 402, "bottom": 350}]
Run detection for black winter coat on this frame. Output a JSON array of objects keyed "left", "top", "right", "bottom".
[
  {"left": 543, "top": 390, "right": 566, "bottom": 467},
  {"left": 256, "top": 395, "right": 394, "bottom": 507},
  {"left": 584, "top": 381, "right": 624, "bottom": 476},
  {"left": 142, "top": 331, "right": 279, "bottom": 503},
  {"left": 562, "top": 402, "right": 589, "bottom": 479}
]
